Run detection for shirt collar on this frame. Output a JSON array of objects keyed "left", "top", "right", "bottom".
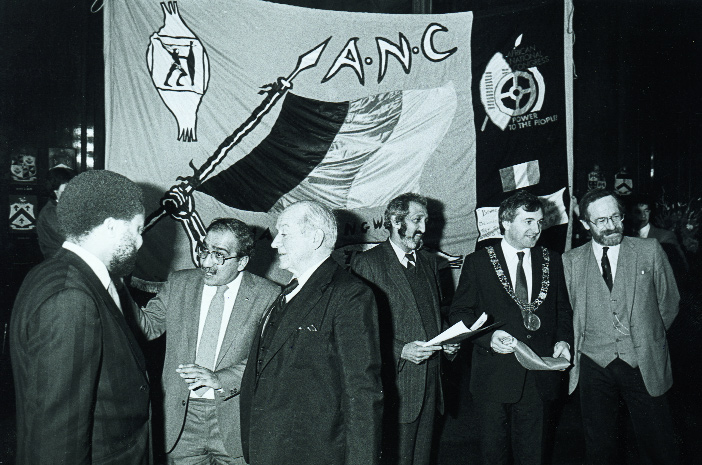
[
  {"left": 389, "top": 238, "right": 415, "bottom": 264},
  {"left": 500, "top": 239, "right": 531, "bottom": 260},
  {"left": 287, "top": 256, "right": 329, "bottom": 300},
  {"left": 591, "top": 240, "right": 621, "bottom": 257},
  {"left": 639, "top": 223, "right": 651, "bottom": 238},
  {"left": 62, "top": 241, "right": 112, "bottom": 290}
]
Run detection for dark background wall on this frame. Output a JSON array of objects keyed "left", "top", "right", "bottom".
[{"left": 1, "top": 0, "right": 700, "bottom": 323}]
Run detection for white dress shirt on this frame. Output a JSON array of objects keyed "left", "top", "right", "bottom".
[
  {"left": 500, "top": 239, "right": 533, "bottom": 302},
  {"left": 389, "top": 239, "right": 415, "bottom": 268},
  {"left": 591, "top": 241, "right": 620, "bottom": 282},
  {"left": 193, "top": 273, "right": 243, "bottom": 398}
]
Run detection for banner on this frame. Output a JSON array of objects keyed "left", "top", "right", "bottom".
[{"left": 105, "top": 0, "right": 573, "bottom": 284}]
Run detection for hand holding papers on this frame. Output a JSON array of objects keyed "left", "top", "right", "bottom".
[{"left": 421, "top": 312, "right": 491, "bottom": 347}]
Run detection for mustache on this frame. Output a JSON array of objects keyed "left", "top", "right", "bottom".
[{"left": 601, "top": 225, "right": 624, "bottom": 236}]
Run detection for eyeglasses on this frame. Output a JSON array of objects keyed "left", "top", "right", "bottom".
[
  {"left": 197, "top": 246, "right": 238, "bottom": 266},
  {"left": 589, "top": 213, "right": 624, "bottom": 227}
]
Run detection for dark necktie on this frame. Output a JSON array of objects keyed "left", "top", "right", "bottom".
[
  {"left": 602, "top": 246, "right": 613, "bottom": 291},
  {"left": 194, "top": 284, "right": 228, "bottom": 396},
  {"left": 515, "top": 251, "right": 529, "bottom": 303},
  {"left": 261, "top": 278, "right": 299, "bottom": 338},
  {"left": 405, "top": 253, "right": 416, "bottom": 269}
]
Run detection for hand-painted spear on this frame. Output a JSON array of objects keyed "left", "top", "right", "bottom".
[{"left": 144, "top": 37, "right": 331, "bottom": 232}]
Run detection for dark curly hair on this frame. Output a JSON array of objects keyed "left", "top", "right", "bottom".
[
  {"left": 206, "top": 218, "right": 255, "bottom": 258},
  {"left": 58, "top": 170, "right": 144, "bottom": 240},
  {"left": 498, "top": 190, "right": 543, "bottom": 234},
  {"left": 46, "top": 167, "right": 76, "bottom": 200},
  {"left": 383, "top": 193, "right": 428, "bottom": 231}
]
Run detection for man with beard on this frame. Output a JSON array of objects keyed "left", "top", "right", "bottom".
[
  {"left": 352, "top": 193, "right": 458, "bottom": 465},
  {"left": 133, "top": 218, "right": 279, "bottom": 464},
  {"left": 449, "top": 190, "right": 572, "bottom": 465},
  {"left": 10, "top": 170, "right": 151, "bottom": 464},
  {"left": 563, "top": 188, "right": 679, "bottom": 465}
]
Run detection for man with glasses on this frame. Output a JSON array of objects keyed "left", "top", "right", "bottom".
[
  {"left": 133, "top": 218, "right": 280, "bottom": 464},
  {"left": 563, "top": 188, "right": 679, "bottom": 465}
]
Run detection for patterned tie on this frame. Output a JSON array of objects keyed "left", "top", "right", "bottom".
[
  {"left": 261, "top": 279, "right": 299, "bottom": 338},
  {"left": 405, "top": 253, "right": 416, "bottom": 269},
  {"left": 107, "top": 280, "right": 122, "bottom": 313},
  {"left": 193, "top": 284, "right": 228, "bottom": 396},
  {"left": 515, "top": 251, "right": 529, "bottom": 303},
  {"left": 601, "top": 246, "right": 613, "bottom": 291}
]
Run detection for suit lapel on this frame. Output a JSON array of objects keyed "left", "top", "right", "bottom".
[
  {"left": 381, "top": 241, "right": 418, "bottom": 312},
  {"left": 262, "top": 258, "right": 336, "bottom": 367},
  {"left": 61, "top": 250, "right": 148, "bottom": 376},
  {"left": 188, "top": 275, "right": 206, "bottom": 361},
  {"left": 530, "top": 246, "right": 543, "bottom": 303},
  {"left": 216, "top": 272, "right": 252, "bottom": 367},
  {"left": 617, "top": 237, "right": 638, "bottom": 319}
]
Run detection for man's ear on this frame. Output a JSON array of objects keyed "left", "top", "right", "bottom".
[
  {"left": 312, "top": 229, "right": 325, "bottom": 249},
  {"left": 390, "top": 214, "right": 402, "bottom": 230},
  {"left": 237, "top": 255, "right": 250, "bottom": 271},
  {"left": 580, "top": 219, "right": 591, "bottom": 231}
]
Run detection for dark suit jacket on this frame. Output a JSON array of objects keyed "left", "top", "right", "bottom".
[
  {"left": 240, "top": 257, "right": 383, "bottom": 465},
  {"left": 351, "top": 240, "right": 447, "bottom": 424},
  {"left": 563, "top": 236, "right": 679, "bottom": 396},
  {"left": 135, "top": 269, "right": 279, "bottom": 457},
  {"left": 10, "top": 248, "right": 150, "bottom": 464},
  {"left": 450, "top": 245, "right": 573, "bottom": 403}
]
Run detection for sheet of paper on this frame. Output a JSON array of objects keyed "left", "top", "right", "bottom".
[{"left": 422, "top": 312, "right": 490, "bottom": 347}]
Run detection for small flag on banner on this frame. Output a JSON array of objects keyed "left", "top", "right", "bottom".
[{"left": 499, "top": 160, "right": 540, "bottom": 192}]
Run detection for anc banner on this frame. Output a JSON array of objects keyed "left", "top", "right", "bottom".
[{"left": 105, "top": 0, "right": 573, "bottom": 285}]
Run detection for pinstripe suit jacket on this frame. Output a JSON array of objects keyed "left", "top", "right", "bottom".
[
  {"left": 135, "top": 269, "right": 280, "bottom": 457},
  {"left": 10, "top": 248, "right": 150, "bottom": 464},
  {"left": 351, "top": 240, "right": 447, "bottom": 424}
]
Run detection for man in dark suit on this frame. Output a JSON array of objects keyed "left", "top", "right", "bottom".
[
  {"left": 351, "top": 193, "right": 458, "bottom": 465},
  {"left": 563, "top": 189, "right": 679, "bottom": 465},
  {"left": 134, "top": 218, "right": 279, "bottom": 464},
  {"left": 630, "top": 196, "right": 688, "bottom": 276},
  {"left": 240, "top": 200, "right": 383, "bottom": 465},
  {"left": 449, "top": 190, "right": 573, "bottom": 465},
  {"left": 11, "top": 170, "right": 151, "bottom": 464}
]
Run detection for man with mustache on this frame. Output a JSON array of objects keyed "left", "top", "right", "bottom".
[
  {"left": 11, "top": 170, "right": 151, "bottom": 464},
  {"left": 352, "top": 193, "right": 458, "bottom": 465},
  {"left": 563, "top": 188, "right": 679, "bottom": 464},
  {"left": 133, "top": 218, "right": 279, "bottom": 464},
  {"left": 449, "top": 190, "right": 573, "bottom": 465}
]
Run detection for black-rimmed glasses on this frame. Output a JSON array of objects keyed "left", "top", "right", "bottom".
[
  {"left": 197, "top": 246, "right": 238, "bottom": 266},
  {"left": 589, "top": 213, "right": 624, "bottom": 227}
]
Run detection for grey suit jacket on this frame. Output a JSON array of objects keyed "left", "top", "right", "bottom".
[
  {"left": 135, "top": 268, "right": 279, "bottom": 457},
  {"left": 562, "top": 236, "right": 679, "bottom": 396},
  {"left": 351, "top": 240, "right": 446, "bottom": 424}
]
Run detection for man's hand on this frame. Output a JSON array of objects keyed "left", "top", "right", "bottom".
[
  {"left": 161, "top": 185, "right": 194, "bottom": 221},
  {"left": 490, "top": 330, "right": 517, "bottom": 354},
  {"left": 442, "top": 343, "right": 460, "bottom": 355},
  {"left": 401, "top": 341, "right": 442, "bottom": 365},
  {"left": 552, "top": 341, "right": 571, "bottom": 362},
  {"left": 176, "top": 363, "right": 221, "bottom": 391}
]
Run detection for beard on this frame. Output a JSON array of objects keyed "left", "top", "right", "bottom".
[
  {"left": 398, "top": 222, "right": 423, "bottom": 251},
  {"left": 109, "top": 239, "right": 139, "bottom": 277},
  {"left": 591, "top": 223, "right": 624, "bottom": 246}
]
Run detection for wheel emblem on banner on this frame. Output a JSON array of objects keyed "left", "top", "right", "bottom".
[{"left": 496, "top": 71, "right": 537, "bottom": 116}]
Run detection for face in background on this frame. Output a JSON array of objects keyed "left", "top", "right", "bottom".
[
  {"left": 199, "top": 228, "right": 248, "bottom": 286},
  {"left": 54, "top": 183, "right": 68, "bottom": 203},
  {"left": 503, "top": 206, "right": 544, "bottom": 250},
  {"left": 632, "top": 203, "right": 651, "bottom": 230},
  {"left": 582, "top": 195, "right": 624, "bottom": 246},
  {"left": 272, "top": 204, "right": 318, "bottom": 277},
  {"left": 108, "top": 213, "right": 145, "bottom": 277},
  {"left": 391, "top": 201, "right": 428, "bottom": 253}
]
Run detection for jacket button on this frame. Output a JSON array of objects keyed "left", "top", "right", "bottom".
[
  {"left": 526, "top": 335, "right": 532, "bottom": 339},
  {"left": 139, "top": 385, "right": 148, "bottom": 392},
  {"left": 182, "top": 400, "right": 186, "bottom": 406}
]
